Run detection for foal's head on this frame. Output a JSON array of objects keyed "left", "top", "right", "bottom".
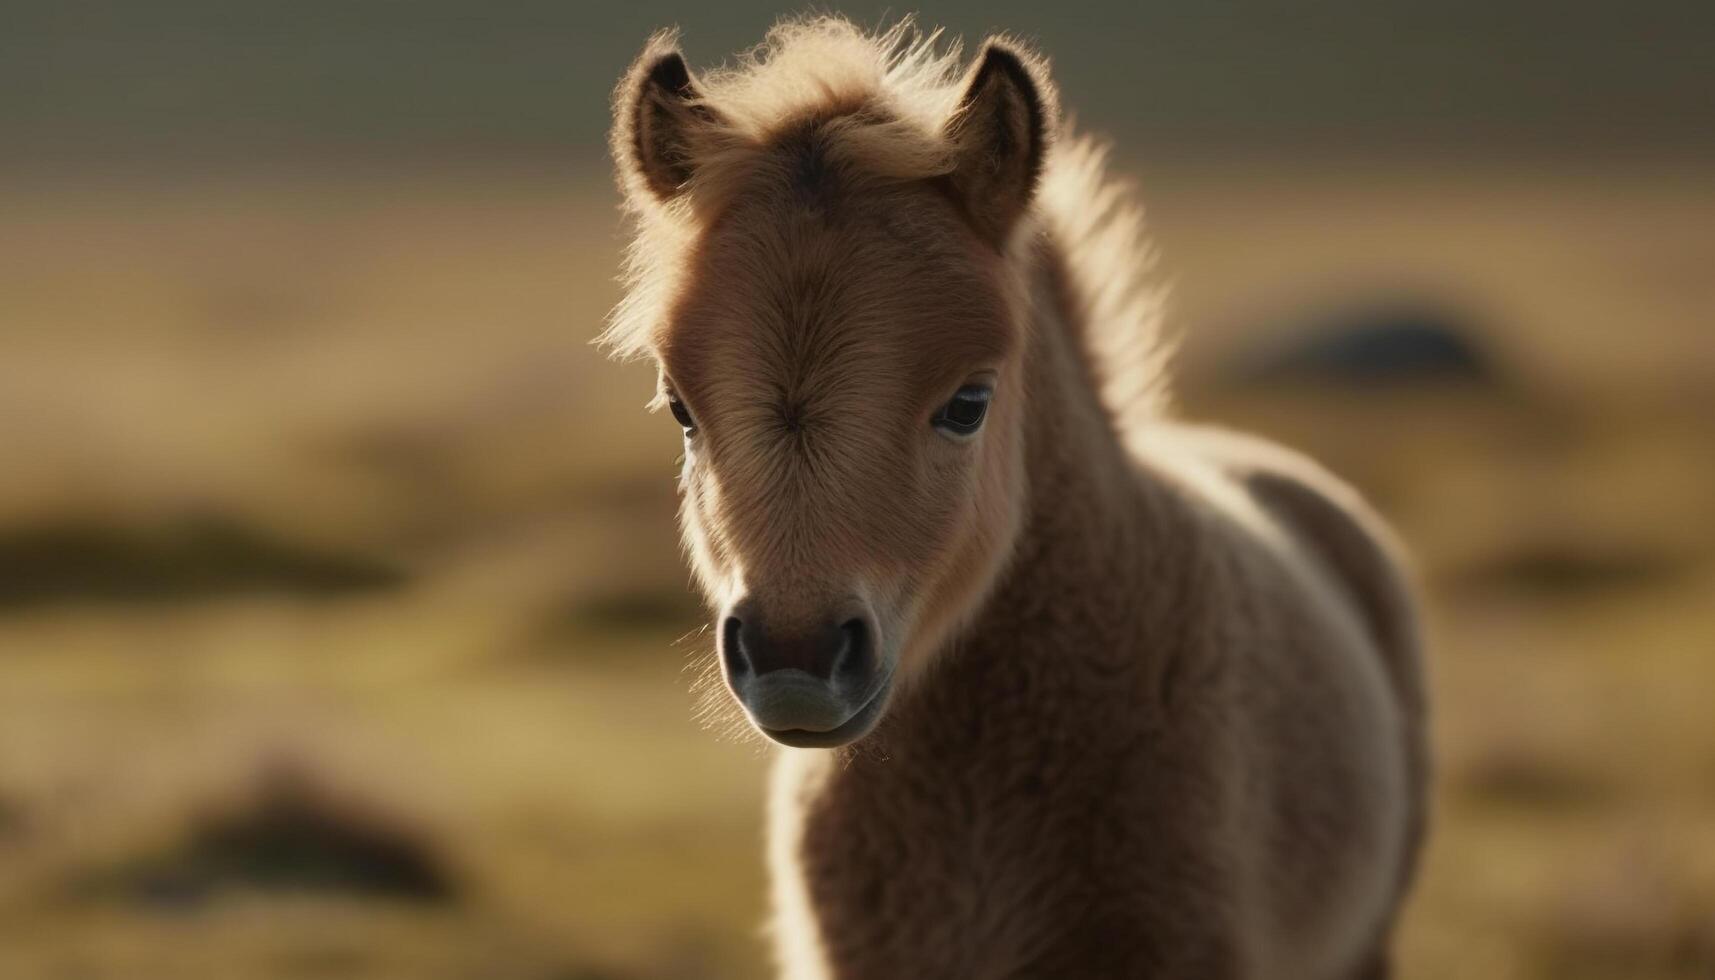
[{"left": 608, "top": 23, "right": 1057, "bottom": 746}]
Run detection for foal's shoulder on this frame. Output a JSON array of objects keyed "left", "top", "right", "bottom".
[
  {"left": 1134, "top": 423, "right": 1421, "bottom": 667},
  {"left": 1137, "top": 423, "right": 1398, "bottom": 559}
]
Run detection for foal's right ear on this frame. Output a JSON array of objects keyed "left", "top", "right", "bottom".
[
  {"left": 614, "top": 34, "right": 721, "bottom": 203},
  {"left": 944, "top": 41, "right": 1057, "bottom": 246}
]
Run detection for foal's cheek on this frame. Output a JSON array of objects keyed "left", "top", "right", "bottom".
[
  {"left": 678, "top": 469, "right": 737, "bottom": 599},
  {"left": 903, "top": 443, "right": 987, "bottom": 570}
]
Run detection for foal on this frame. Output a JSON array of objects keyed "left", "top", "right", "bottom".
[{"left": 604, "top": 19, "right": 1427, "bottom": 979}]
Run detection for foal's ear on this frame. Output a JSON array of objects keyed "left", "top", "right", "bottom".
[
  {"left": 945, "top": 41, "right": 1057, "bottom": 245},
  {"left": 614, "top": 34, "right": 721, "bottom": 203}
]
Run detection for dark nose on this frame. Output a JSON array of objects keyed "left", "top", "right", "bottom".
[
  {"left": 718, "top": 597, "right": 891, "bottom": 744},
  {"left": 721, "top": 607, "right": 873, "bottom": 686}
]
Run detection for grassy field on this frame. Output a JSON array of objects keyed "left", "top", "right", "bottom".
[{"left": 1, "top": 162, "right": 1712, "bottom": 978}]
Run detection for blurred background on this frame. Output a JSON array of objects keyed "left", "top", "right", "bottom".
[{"left": 2, "top": 2, "right": 1712, "bottom": 977}]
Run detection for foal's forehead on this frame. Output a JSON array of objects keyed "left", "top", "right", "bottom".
[{"left": 661, "top": 170, "right": 1014, "bottom": 401}]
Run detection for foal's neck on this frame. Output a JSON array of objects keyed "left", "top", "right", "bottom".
[
  {"left": 870, "top": 242, "right": 1184, "bottom": 754},
  {"left": 1000, "top": 243, "right": 1159, "bottom": 610}
]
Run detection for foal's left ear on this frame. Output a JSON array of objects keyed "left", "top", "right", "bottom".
[
  {"left": 945, "top": 41, "right": 1057, "bottom": 246},
  {"left": 613, "top": 33, "right": 723, "bottom": 204}
]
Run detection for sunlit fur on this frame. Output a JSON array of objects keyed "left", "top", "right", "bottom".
[
  {"left": 606, "top": 16, "right": 1428, "bottom": 979},
  {"left": 604, "top": 19, "right": 1172, "bottom": 417}
]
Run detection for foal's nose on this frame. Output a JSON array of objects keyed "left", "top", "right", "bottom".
[
  {"left": 721, "top": 604, "right": 872, "bottom": 685},
  {"left": 718, "top": 596, "right": 890, "bottom": 744}
]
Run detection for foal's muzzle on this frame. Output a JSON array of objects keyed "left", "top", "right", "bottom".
[{"left": 719, "top": 598, "right": 892, "bottom": 747}]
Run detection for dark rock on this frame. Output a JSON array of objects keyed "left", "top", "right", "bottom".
[
  {"left": 1235, "top": 303, "right": 1496, "bottom": 385},
  {"left": 0, "top": 794, "right": 24, "bottom": 840},
  {"left": 0, "top": 514, "right": 405, "bottom": 611},
  {"left": 89, "top": 764, "right": 457, "bottom": 906},
  {"left": 1451, "top": 542, "right": 1688, "bottom": 599},
  {"left": 546, "top": 589, "right": 703, "bottom": 638}
]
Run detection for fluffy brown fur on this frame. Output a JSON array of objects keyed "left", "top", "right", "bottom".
[{"left": 605, "top": 17, "right": 1427, "bottom": 979}]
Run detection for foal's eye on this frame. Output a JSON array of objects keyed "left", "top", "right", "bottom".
[
  {"left": 666, "top": 393, "right": 696, "bottom": 434},
  {"left": 932, "top": 385, "right": 992, "bottom": 437}
]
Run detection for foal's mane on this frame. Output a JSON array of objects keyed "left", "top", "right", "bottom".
[{"left": 605, "top": 16, "right": 1172, "bottom": 425}]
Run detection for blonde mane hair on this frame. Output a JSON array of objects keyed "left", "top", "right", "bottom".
[{"left": 603, "top": 15, "right": 1172, "bottom": 427}]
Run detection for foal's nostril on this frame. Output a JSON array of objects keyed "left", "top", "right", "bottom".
[
  {"left": 833, "top": 618, "right": 871, "bottom": 683},
  {"left": 719, "top": 605, "right": 876, "bottom": 686},
  {"left": 721, "top": 615, "right": 750, "bottom": 678}
]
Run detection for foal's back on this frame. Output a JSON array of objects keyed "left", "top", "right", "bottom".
[{"left": 1137, "top": 424, "right": 1428, "bottom": 977}]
